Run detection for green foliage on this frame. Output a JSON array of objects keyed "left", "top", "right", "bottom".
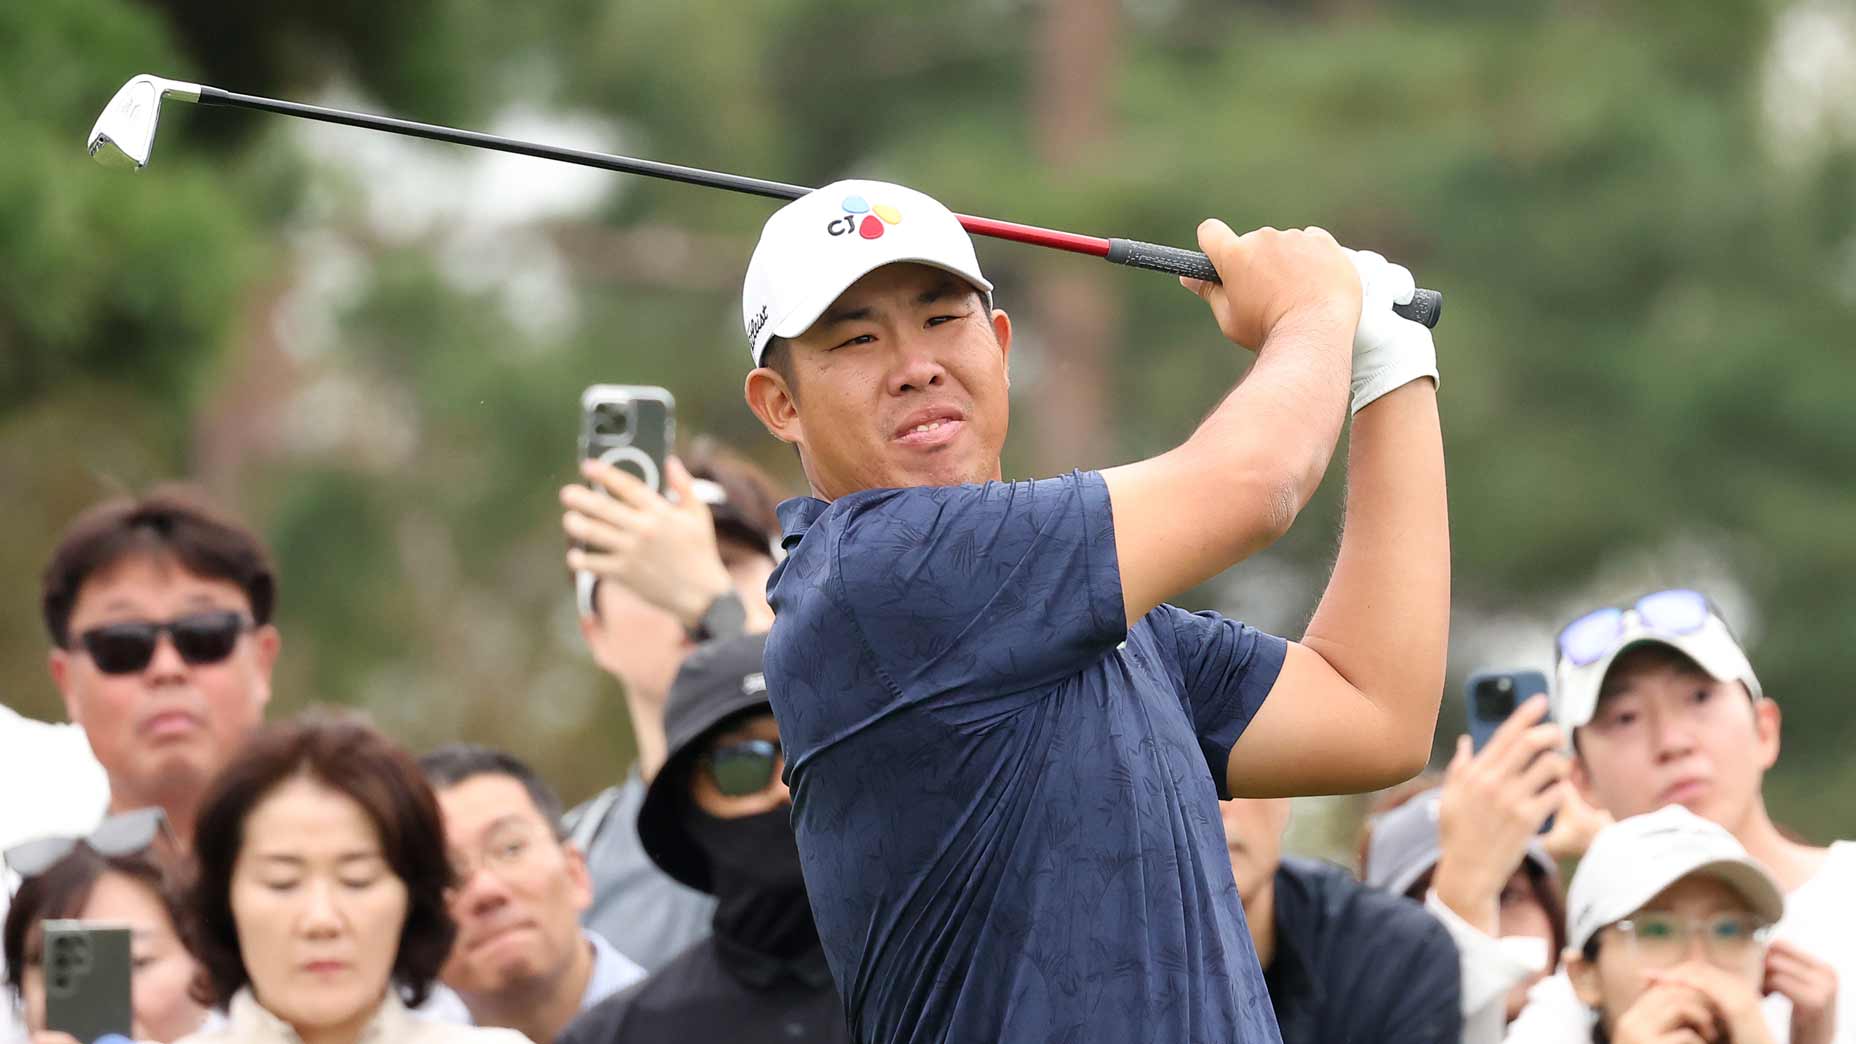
[{"left": 3, "top": 0, "right": 1853, "bottom": 839}]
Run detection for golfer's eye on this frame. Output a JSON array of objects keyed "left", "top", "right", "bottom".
[
  {"left": 831, "top": 333, "right": 877, "bottom": 350},
  {"left": 926, "top": 314, "right": 960, "bottom": 327}
]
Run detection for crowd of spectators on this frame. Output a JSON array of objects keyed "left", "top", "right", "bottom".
[{"left": 3, "top": 447, "right": 1848, "bottom": 1044}]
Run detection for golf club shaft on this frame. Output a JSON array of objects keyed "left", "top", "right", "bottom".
[{"left": 197, "top": 86, "right": 1441, "bottom": 327}]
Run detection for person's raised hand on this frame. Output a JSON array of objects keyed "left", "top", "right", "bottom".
[
  {"left": 561, "top": 456, "right": 734, "bottom": 629},
  {"left": 1180, "top": 220, "right": 1360, "bottom": 352},
  {"left": 1541, "top": 778, "right": 1614, "bottom": 862},
  {"left": 1764, "top": 940, "right": 1837, "bottom": 1044},
  {"left": 1647, "top": 960, "right": 1777, "bottom": 1044},
  {"left": 1431, "top": 695, "right": 1567, "bottom": 934},
  {"left": 1612, "top": 982, "right": 1724, "bottom": 1044}
]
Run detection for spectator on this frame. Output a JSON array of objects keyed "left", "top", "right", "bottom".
[
  {"left": 1508, "top": 590, "right": 1855, "bottom": 1043},
  {"left": 559, "top": 634, "right": 848, "bottom": 1044},
  {"left": 41, "top": 489, "right": 280, "bottom": 846},
  {"left": 1362, "top": 765, "right": 1566, "bottom": 1044},
  {"left": 419, "top": 746, "right": 643, "bottom": 1042},
  {"left": 1562, "top": 807, "right": 1836, "bottom": 1044},
  {"left": 175, "top": 711, "right": 527, "bottom": 1044},
  {"left": 557, "top": 440, "right": 784, "bottom": 971},
  {"left": 5, "top": 490, "right": 281, "bottom": 1043},
  {"left": 1222, "top": 797, "right": 1462, "bottom": 1044},
  {"left": 4, "top": 815, "right": 205, "bottom": 1043}
]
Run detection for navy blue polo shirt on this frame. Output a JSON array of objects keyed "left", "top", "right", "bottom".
[{"left": 764, "top": 470, "right": 1289, "bottom": 1044}]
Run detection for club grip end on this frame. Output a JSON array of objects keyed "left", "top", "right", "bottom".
[{"left": 1105, "top": 238, "right": 1443, "bottom": 328}]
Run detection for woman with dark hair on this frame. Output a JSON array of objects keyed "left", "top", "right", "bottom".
[
  {"left": 4, "top": 814, "right": 206, "bottom": 1043},
  {"left": 174, "top": 711, "right": 528, "bottom": 1044}
]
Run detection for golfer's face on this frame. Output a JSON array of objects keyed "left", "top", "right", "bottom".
[{"left": 775, "top": 263, "right": 1011, "bottom": 498}]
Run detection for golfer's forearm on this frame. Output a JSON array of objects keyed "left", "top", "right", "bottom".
[
  {"left": 1177, "top": 308, "right": 1352, "bottom": 549},
  {"left": 1301, "top": 380, "right": 1448, "bottom": 761}
]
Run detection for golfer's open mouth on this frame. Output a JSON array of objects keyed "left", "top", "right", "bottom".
[{"left": 893, "top": 408, "right": 965, "bottom": 448}]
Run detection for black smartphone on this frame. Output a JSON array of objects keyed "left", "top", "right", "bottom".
[
  {"left": 579, "top": 384, "right": 676, "bottom": 495},
  {"left": 1465, "top": 669, "right": 1550, "bottom": 753},
  {"left": 42, "top": 920, "right": 133, "bottom": 1044}
]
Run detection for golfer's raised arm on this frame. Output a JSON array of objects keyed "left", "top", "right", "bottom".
[
  {"left": 1100, "top": 220, "right": 1358, "bottom": 626},
  {"left": 1227, "top": 252, "right": 1449, "bottom": 797}
]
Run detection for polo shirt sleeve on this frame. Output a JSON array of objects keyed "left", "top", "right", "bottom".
[
  {"left": 828, "top": 471, "right": 1127, "bottom": 698},
  {"left": 1153, "top": 607, "right": 1288, "bottom": 798}
]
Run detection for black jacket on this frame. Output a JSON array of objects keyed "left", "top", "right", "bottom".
[
  {"left": 1266, "top": 857, "right": 1463, "bottom": 1044},
  {"left": 557, "top": 934, "right": 850, "bottom": 1044}
]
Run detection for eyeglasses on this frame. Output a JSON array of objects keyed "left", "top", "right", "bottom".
[
  {"left": 449, "top": 820, "right": 558, "bottom": 883},
  {"left": 1557, "top": 590, "right": 1713, "bottom": 668},
  {"left": 3, "top": 808, "right": 171, "bottom": 880},
  {"left": 1608, "top": 912, "right": 1771, "bottom": 968},
  {"left": 700, "top": 738, "right": 782, "bottom": 797},
  {"left": 73, "top": 610, "right": 252, "bottom": 675}
]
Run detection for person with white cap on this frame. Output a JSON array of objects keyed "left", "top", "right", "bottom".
[
  {"left": 1504, "top": 591, "right": 1851, "bottom": 1043},
  {"left": 1560, "top": 806, "right": 1835, "bottom": 1044},
  {"left": 735, "top": 178, "right": 1448, "bottom": 1043}
]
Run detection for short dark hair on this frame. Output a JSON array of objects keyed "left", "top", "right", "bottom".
[
  {"left": 419, "top": 744, "right": 567, "bottom": 840},
  {"left": 4, "top": 848, "right": 184, "bottom": 1002},
  {"left": 184, "top": 710, "right": 456, "bottom": 1009},
  {"left": 41, "top": 488, "right": 276, "bottom": 648}
]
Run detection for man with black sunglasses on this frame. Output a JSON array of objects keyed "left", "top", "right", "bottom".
[
  {"left": 560, "top": 633, "right": 849, "bottom": 1044},
  {"left": 38, "top": 489, "right": 279, "bottom": 850},
  {"left": 5, "top": 490, "right": 279, "bottom": 1043},
  {"left": 1496, "top": 590, "right": 1854, "bottom": 1044}
]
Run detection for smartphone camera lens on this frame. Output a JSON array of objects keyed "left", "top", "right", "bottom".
[{"left": 594, "top": 403, "right": 633, "bottom": 440}]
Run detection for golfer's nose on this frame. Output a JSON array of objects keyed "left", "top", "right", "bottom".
[{"left": 888, "top": 336, "right": 947, "bottom": 395}]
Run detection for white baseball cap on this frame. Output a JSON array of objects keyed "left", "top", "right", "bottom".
[
  {"left": 1565, "top": 805, "right": 1783, "bottom": 953},
  {"left": 1552, "top": 589, "right": 1762, "bottom": 745},
  {"left": 740, "top": 179, "right": 992, "bottom": 366}
]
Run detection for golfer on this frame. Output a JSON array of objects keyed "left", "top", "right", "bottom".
[{"left": 737, "top": 180, "right": 1448, "bottom": 1043}]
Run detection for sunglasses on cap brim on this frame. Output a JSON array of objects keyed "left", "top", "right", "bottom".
[
  {"left": 72, "top": 610, "right": 252, "bottom": 675},
  {"left": 4, "top": 808, "right": 171, "bottom": 881},
  {"left": 1556, "top": 589, "right": 1718, "bottom": 668}
]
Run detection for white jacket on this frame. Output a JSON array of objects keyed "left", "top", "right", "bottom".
[{"left": 176, "top": 990, "right": 531, "bottom": 1044}]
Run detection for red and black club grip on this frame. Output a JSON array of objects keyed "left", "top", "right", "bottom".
[{"left": 1105, "top": 238, "right": 1443, "bottom": 329}]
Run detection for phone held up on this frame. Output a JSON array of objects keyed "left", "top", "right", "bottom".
[
  {"left": 1465, "top": 669, "right": 1556, "bottom": 834},
  {"left": 1465, "top": 669, "right": 1550, "bottom": 753},
  {"left": 579, "top": 385, "right": 675, "bottom": 495},
  {"left": 42, "top": 920, "right": 133, "bottom": 1044}
]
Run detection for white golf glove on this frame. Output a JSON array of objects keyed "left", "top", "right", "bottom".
[{"left": 1345, "top": 248, "right": 1438, "bottom": 415}]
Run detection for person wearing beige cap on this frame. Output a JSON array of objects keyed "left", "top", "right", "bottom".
[
  {"left": 1560, "top": 806, "right": 1835, "bottom": 1044},
  {"left": 1508, "top": 589, "right": 1856, "bottom": 1043}
]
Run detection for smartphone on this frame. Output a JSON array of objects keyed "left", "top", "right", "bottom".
[
  {"left": 42, "top": 921, "right": 132, "bottom": 1044},
  {"left": 579, "top": 385, "right": 675, "bottom": 495},
  {"left": 1466, "top": 669, "right": 1556, "bottom": 833},
  {"left": 1465, "top": 669, "right": 1550, "bottom": 753}
]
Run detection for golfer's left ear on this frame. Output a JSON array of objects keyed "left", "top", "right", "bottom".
[
  {"left": 991, "top": 308, "right": 1013, "bottom": 385},
  {"left": 744, "top": 367, "right": 802, "bottom": 445}
]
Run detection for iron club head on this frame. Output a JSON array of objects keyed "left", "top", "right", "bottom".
[{"left": 87, "top": 75, "right": 203, "bottom": 169}]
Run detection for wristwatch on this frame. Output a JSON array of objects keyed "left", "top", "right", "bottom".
[{"left": 687, "top": 591, "right": 748, "bottom": 643}]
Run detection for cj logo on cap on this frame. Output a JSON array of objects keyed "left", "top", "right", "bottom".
[{"left": 825, "top": 195, "right": 902, "bottom": 240}]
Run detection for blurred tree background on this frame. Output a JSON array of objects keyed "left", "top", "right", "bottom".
[{"left": 3, "top": 0, "right": 1852, "bottom": 841}]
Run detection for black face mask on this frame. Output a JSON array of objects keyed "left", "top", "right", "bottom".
[{"left": 684, "top": 806, "right": 819, "bottom": 967}]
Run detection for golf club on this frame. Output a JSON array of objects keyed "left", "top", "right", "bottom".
[{"left": 88, "top": 74, "right": 1442, "bottom": 327}]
